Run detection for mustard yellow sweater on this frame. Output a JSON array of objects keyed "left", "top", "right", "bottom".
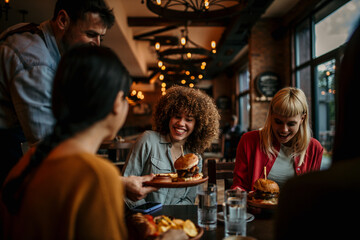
[{"left": 1, "top": 150, "right": 127, "bottom": 240}]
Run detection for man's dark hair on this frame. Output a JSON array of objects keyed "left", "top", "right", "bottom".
[{"left": 52, "top": 0, "right": 115, "bottom": 29}]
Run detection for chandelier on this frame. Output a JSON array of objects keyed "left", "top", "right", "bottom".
[
  {"left": 153, "top": 25, "right": 215, "bottom": 92},
  {"left": 143, "top": 0, "right": 247, "bottom": 21},
  {"left": 157, "top": 26, "right": 214, "bottom": 66}
]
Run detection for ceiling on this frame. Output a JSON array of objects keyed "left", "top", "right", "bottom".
[{"left": 2, "top": 0, "right": 300, "bottom": 84}]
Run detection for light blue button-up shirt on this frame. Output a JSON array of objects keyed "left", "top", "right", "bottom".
[
  {"left": 0, "top": 20, "right": 60, "bottom": 143},
  {"left": 123, "top": 130, "right": 203, "bottom": 208}
]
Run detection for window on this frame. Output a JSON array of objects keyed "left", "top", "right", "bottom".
[
  {"left": 316, "top": 60, "right": 336, "bottom": 154},
  {"left": 293, "top": 0, "right": 360, "bottom": 168},
  {"left": 238, "top": 67, "right": 250, "bottom": 133}
]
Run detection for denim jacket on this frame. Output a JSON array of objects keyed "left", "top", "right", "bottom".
[
  {"left": 122, "top": 130, "right": 203, "bottom": 208},
  {"left": 0, "top": 20, "right": 60, "bottom": 144}
]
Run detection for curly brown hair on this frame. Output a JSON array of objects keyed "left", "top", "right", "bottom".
[{"left": 153, "top": 86, "right": 220, "bottom": 153}]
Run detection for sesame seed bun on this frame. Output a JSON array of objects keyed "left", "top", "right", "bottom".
[
  {"left": 253, "top": 178, "right": 280, "bottom": 193},
  {"left": 174, "top": 153, "right": 199, "bottom": 170}
]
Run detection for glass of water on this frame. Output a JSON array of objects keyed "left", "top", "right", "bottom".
[
  {"left": 197, "top": 182, "right": 217, "bottom": 230},
  {"left": 223, "top": 189, "right": 247, "bottom": 236}
]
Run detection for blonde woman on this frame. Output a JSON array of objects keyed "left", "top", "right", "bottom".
[{"left": 232, "top": 87, "right": 323, "bottom": 191}]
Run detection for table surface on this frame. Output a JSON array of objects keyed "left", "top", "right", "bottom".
[{"left": 151, "top": 205, "right": 275, "bottom": 240}]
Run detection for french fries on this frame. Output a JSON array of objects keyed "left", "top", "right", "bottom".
[
  {"left": 183, "top": 220, "right": 198, "bottom": 237},
  {"left": 155, "top": 173, "right": 178, "bottom": 178},
  {"left": 154, "top": 215, "right": 198, "bottom": 237}
]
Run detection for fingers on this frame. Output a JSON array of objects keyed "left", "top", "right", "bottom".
[
  {"left": 141, "top": 174, "right": 155, "bottom": 182},
  {"left": 122, "top": 175, "right": 159, "bottom": 201},
  {"left": 142, "top": 186, "right": 159, "bottom": 195}
]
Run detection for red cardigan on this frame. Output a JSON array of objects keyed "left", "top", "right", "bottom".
[{"left": 231, "top": 130, "right": 324, "bottom": 191}]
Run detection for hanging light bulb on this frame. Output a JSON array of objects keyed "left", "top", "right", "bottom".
[
  {"left": 201, "top": 62, "right": 206, "bottom": 70},
  {"left": 158, "top": 60, "right": 163, "bottom": 68},
  {"left": 189, "top": 83, "right": 194, "bottom": 88},
  {"left": 186, "top": 52, "right": 192, "bottom": 58},
  {"left": 137, "top": 91, "right": 142, "bottom": 98},
  {"left": 161, "top": 65, "right": 166, "bottom": 70},
  {"left": 185, "top": 70, "right": 190, "bottom": 75},
  {"left": 204, "top": 0, "right": 210, "bottom": 10},
  {"left": 155, "top": 42, "right": 160, "bottom": 51},
  {"left": 181, "top": 79, "right": 186, "bottom": 84},
  {"left": 159, "top": 74, "right": 164, "bottom": 81},
  {"left": 181, "top": 36, "right": 186, "bottom": 46},
  {"left": 198, "top": 74, "right": 203, "bottom": 79},
  {"left": 130, "top": 90, "right": 137, "bottom": 96},
  {"left": 211, "top": 40, "right": 216, "bottom": 53},
  {"left": 156, "top": 0, "right": 161, "bottom": 5}
]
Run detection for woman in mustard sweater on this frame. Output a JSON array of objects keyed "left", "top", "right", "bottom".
[{"left": 0, "top": 46, "right": 172, "bottom": 239}]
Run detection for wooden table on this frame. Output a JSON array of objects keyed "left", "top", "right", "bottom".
[{"left": 151, "top": 205, "right": 275, "bottom": 240}]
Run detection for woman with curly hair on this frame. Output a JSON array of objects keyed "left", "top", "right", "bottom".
[
  {"left": 232, "top": 87, "right": 323, "bottom": 191},
  {"left": 123, "top": 85, "right": 220, "bottom": 207}
]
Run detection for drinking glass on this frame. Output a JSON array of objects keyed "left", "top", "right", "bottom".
[
  {"left": 197, "top": 182, "right": 217, "bottom": 230},
  {"left": 223, "top": 189, "right": 247, "bottom": 236}
]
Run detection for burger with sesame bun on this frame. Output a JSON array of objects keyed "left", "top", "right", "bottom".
[
  {"left": 174, "top": 153, "right": 203, "bottom": 182},
  {"left": 251, "top": 178, "right": 280, "bottom": 205}
]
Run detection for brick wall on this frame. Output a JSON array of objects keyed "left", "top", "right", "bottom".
[
  {"left": 213, "top": 18, "right": 291, "bottom": 131},
  {"left": 249, "top": 18, "right": 291, "bottom": 129}
]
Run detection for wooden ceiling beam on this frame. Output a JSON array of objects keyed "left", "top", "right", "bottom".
[{"left": 127, "top": 17, "right": 229, "bottom": 27}]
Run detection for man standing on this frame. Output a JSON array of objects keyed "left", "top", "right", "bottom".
[{"left": 0, "top": 0, "right": 115, "bottom": 184}]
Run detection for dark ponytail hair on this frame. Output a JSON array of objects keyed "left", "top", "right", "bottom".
[{"left": 2, "top": 45, "right": 131, "bottom": 213}]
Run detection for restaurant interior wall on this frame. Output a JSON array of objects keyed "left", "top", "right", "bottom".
[
  {"left": 121, "top": 84, "right": 162, "bottom": 138},
  {"left": 212, "top": 0, "right": 324, "bottom": 134},
  {"left": 212, "top": 70, "right": 237, "bottom": 131},
  {"left": 236, "top": 18, "right": 290, "bottom": 130},
  {"left": 213, "top": 19, "right": 293, "bottom": 133}
]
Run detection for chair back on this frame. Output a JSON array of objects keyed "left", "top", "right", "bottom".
[
  {"left": 99, "top": 140, "right": 134, "bottom": 162},
  {"left": 207, "top": 158, "right": 235, "bottom": 190}
]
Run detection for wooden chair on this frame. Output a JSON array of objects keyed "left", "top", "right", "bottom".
[
  {"left": 207, "top": 158, "right": 235, "bottom": 190},
  {"left": 99, "top": 140, "right": 134, "bottom": 162}
]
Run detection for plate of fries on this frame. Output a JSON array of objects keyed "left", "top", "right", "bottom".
[{"left": 154, "top": 215, "right": 204, "bottom": 240}]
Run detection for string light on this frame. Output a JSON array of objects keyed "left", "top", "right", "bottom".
[
  {"left": 204, "top": 0, "right": 210, "bottom": 9},
  {"left": 155, "top": 42, "right": 160, "bottom": 51},
  {"left": 181, "top": 36, "right": 186, "bottom": 46}
]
